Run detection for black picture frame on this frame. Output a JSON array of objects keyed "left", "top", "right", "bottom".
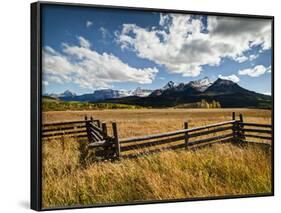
[{"left": 31, "top": 1, "right": 274, "bottom": 211}]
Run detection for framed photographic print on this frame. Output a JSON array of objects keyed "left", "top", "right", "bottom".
[{"left": 31, "top": 1, "right": 274, "bottom": 211}]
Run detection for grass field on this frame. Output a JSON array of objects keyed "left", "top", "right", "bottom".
[
  {"left": 43, "top": 108, "right": 271, "bottom": 138},
  {"left": 42, "top": 97, "right": 146, "bottom": 111},
  {"left": 42, "top": 108, "right": 272, "bottom": 208}
]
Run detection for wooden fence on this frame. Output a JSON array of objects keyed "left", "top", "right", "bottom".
[
  {"left": 42, "top": 116, "right": 107, "bottom": 141},
  {"left": 88, "top": 112, "right": 272, "bottom": 159},
  {"left": 42, "top": 112, "right": 272, "bottom": 159}
]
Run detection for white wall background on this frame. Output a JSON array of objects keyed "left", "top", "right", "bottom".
[{"left": 0, "top": 0, "right": 279, "bottom": 212}]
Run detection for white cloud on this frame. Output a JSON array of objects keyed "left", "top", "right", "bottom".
[
  {"left": 238, "top": 65, "right": 270, "bottom": 77},
  {"left": 86, "top": 20, "right": 93, "bottom": 28},
  {"left": 249, "top": 54, "right": 259, "bottom": 61},
  {"left": 159, "top": 13, "right": 170, "bottom": 26},
  {"left": 267, "top": 65, "right": 272, "bottom": 73},
  {"left": 235, "top": 55, "right": 248, "bottom": 63},
  {"left": 263, "top": 92, "right": 271, "bottom": 96},
  {"left": 99, "top": 27, "right": 111, "bottom": 41},
  {"left": 116, "top": 14, "right": 271, "bottom": 77},
  {"left": 42, "top": 37, "right": 158, "bottom": 89},
  {"left": 235, "top": 54, "right": 259, "bottom": 63},
  {"left": 218, "top": 74, "right": 240, "bottom": 83},
  {"left": 43, "top": 46, "right": 75, "bottom": 81},
  {"left": 42, "top": 81, "right": 49, "bottom": 86},
  {"left": 77, "top": 36, "right": 91, "bottom": 48}
]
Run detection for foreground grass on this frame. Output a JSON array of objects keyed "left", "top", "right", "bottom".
[
  {"left": 42, "top": 139, "right": 272, "bottom": 208},
  {"left": 42, "top": 109, "right": 272, "bottom": 208}
]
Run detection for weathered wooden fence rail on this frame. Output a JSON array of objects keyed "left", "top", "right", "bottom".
[
  {"left": 42, "top": 112, "right": 272, "bottom": 159},
  {"left": 42, "top": 120, "right": 87, "bottom": 139},
  {"left": 114, "top": 120, "right": 235, "bottom": 158},
  {"left": 42, "top": 116, "right": 106, "bottom": 141},
  {"left": 240, "top": 122, "right": 272, "bottom": 143}
]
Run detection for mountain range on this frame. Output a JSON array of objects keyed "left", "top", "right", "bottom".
[
  {"left": 45, "top": 77, "right": 271, "bottom": 109},
  {"left": 46, "top": 87, "right": 154, "bottom": 102}
]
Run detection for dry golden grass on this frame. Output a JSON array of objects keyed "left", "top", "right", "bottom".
[
  {"left": 43, "top": 108, "right": 271, "bottom": 138},
  {"left": 42, "top": 108, "right": 272, "bottom": 208}
]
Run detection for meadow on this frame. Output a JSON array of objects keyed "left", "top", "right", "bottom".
[
  {"left": 42, "top": 97, "right": 146, "bottom": 111},
  {"left": 42, "top": 108, "right": 272, "bottom": 208}
]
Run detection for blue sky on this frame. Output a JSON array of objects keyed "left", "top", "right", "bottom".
[{"left": 42, "top": 5, "right": 272, "bottom": 95}]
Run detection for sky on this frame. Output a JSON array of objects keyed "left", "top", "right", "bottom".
[{"left": 42, "top": 5, "right": 272, "bottom": 95}]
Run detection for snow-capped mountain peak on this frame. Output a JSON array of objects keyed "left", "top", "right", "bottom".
[
  {"left": 60, "top": 90, "right": 77, "bottom": 97},
  {"left": 216, "top": 78, "right": 236, "bottom": 86},
  {"left": 163, "top": 81, "right": 176, "bottom": 90},
  {"left": 117, "top": 87, "right": 153, "bottom": 97},
  {"left": 132, "top": 87, "right": 153, "bottom": 97},
  {"left": 188, "top": 77, "right": 213, "bottom": 92}
]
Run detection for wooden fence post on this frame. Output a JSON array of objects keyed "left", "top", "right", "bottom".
[
  {"left": 90, "top": 116, "right": 94, "bottom": 129},
  {"left": 102, "top": 123, "right": 107, "bottom": 138},
  {"left": 239, "top": 114, "right": 245, "bottom": 142},
  {"left": 85, "top": 116, "right": 92, "bottom": 143},
  {"left": 232, "top": 112, "right": 235, "bottom": 121},
  {"left": 97, "top": 120, "right": 101, "bottom": 128},
  {"left": 232, "top": 112, "right": 237, "bottom": 143},
  {"left": 184, "top": 122, "right": 189, "bottom": 148},
  {"left": 112, "top": 122, "right": 120, "bottom": 158}
]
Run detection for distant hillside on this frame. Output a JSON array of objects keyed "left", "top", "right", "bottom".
[{"left": 42, "top": 95, "right": 60, "bottom": 102}]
